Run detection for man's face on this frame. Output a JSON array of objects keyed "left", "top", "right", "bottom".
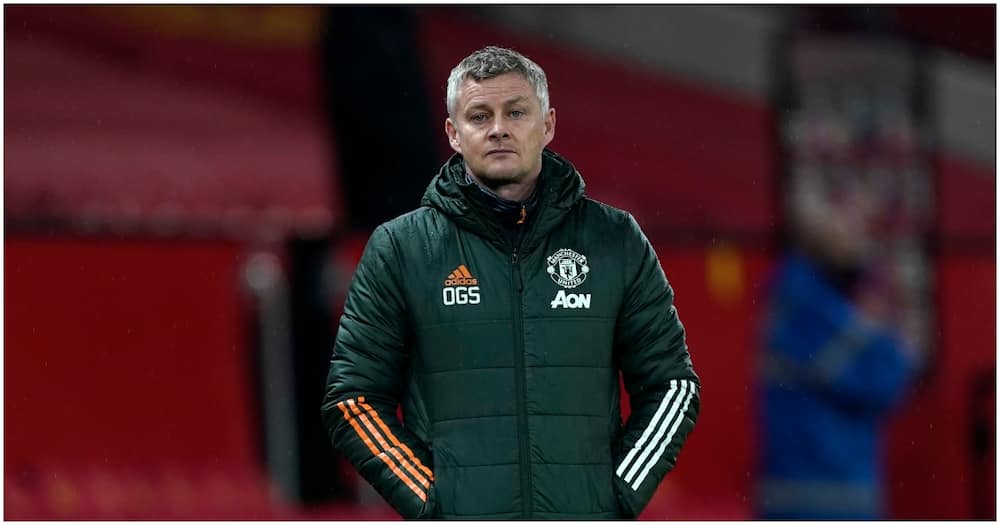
[{"left": 445, "top": 73, "right": 556, "bottom": 187}]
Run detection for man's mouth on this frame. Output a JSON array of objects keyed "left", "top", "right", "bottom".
[{"left": 487, "top": 149, "right": 516, "bottom": 156}]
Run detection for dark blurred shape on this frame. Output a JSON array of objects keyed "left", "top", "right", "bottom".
[
  {"left": 287, "top": 236, "right": 352, "bottom": 504},
  {"left": 892, "top": 5, "right": 996, "bottom": 61},
  {"left": 321, "top": 5, "right": 439, "bottom": 232},
  {"left": 285, "top": 5, "right": 440, "bottom": 506},
  {"left": 969, "top": 368, "right": 996, "bottom": 519},
  {"left": 790, "top": 5, "right": 996, "bottom": 61},
  {"left": 794, "top": 5, "right": 898, "bottom": 34}
]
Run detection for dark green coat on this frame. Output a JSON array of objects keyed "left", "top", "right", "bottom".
[{"left": 323, "top": 149, "right": 700, "bottom": 519}]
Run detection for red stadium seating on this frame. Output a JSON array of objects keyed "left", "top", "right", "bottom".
[{"left": 4, "top": 34, "right": 339, "bottom": 238}]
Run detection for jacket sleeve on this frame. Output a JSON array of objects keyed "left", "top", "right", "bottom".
[
  {"left": 321, "top": 225, "right": 437, "bottom": 519},
  {"left": 611, "top": 214, "right": 700, "bottom": 518},
  {"left": 764, "top": 265, "right": 918, "bottom": 414}
]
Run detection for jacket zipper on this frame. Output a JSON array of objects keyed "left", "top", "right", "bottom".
[{"left": 511, "top": 247, "right": 532, "bottom": 518}]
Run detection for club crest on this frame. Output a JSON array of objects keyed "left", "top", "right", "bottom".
[{"left": 546, "top": 248, "right": 590, "bottom": 289}]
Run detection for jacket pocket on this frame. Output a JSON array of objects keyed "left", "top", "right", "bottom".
[
  {"left": 612, "top": 475, "right": 639, "bottom": 519},
  {"left": 417, "top": 483, "right": 439, "bottom": 519}
]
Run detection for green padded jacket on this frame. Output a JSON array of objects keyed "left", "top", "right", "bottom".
[{"left": 322, "top": 149, "right": 700, "bottom": 519}]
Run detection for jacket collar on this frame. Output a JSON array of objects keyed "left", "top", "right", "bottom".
[{"left": 421, "top": 148, "right": 586, "bottom": 253}]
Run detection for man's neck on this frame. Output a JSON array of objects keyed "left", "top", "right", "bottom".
[{"left": 466, "top": 166, "right": 540, "bottom": 203}]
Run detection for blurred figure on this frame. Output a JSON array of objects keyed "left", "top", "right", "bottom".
[{"left": 755, "top": 174, "right": 922, "bottom": 519}]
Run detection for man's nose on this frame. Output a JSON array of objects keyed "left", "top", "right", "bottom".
[{"left": 489, "top": 117, "right": 510, "bottom": 140}]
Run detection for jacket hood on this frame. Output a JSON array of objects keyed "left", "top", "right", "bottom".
[{"left": 420, "top": 148, "right": 586, "bottom": 252}]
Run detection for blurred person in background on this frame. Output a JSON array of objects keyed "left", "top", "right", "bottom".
[
  {"left": 755, "top": 173, "right": 923, "bottom": 519},
  {"left": 321, "top": 46, "right": 700, "bottom": 519}
]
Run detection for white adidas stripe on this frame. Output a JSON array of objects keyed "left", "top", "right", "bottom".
[
  {"left": 631, "top": 382, "right": 697, "bottom": 490},
  {"left": 623, "top": 380, "right": 691, "bottom": 484},
  {"left": 615, "top": 379, "right": 690, "bottom": 479},
  {"left": 615, "top": 380, "right": 679, "bottom": 478}
]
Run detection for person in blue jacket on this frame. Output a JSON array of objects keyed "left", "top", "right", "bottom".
[{"left": 756, "top": 184, "right": 922, "bottom": 519}]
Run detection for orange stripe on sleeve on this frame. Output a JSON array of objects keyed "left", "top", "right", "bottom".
[
  {"left": 338, "top": 401, "right": 427, "bottom": 501},
  {"left": 347, "top": 400, "right": 431, "bottom": 489},
  {"left": 337, "top": 401, "right": 379, "bottom": 456},
  {"left": 358, "top": 398, "right": 435, "bottom": 481}
]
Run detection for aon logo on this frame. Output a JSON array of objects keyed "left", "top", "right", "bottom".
[
  {"left": 443, "top": 286, "right": 480, "bottom": 305},
  {"left": 551, "top": 290, "right": 591, "bottom": 309}
]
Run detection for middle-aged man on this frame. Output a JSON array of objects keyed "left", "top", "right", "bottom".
[{"left": 322, "top": 46, "right": 700, "bottom": 520}]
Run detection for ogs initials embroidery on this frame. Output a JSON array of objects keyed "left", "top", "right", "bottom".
[{"left": 442, "top": 264, "right": 480, "bottom": 306}]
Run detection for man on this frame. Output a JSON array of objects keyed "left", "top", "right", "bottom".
[
  {"left": 322, "top": 46, "right": 700, "bottom": 520},
  {"left": 755, "top": 175, "right": 920, "bottom": 519}
]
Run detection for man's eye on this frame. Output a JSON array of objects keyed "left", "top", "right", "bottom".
[
  {"left": 470, "top": 114, "right": 487, "bottom": 123},
  {"left": 510, "top": 110, "right": 524, "bottom": 118}
]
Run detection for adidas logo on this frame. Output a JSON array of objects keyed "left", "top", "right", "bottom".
[
  {"left": 444, "top": 264, "right": 479, "bottom": 286},
  {"left": 442, "top": 264, "right": 480, "bottom": 306}
]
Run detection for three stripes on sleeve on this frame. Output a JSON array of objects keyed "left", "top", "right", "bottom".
[
  {"left": 339, "top": 380, "right": 693, "bottom": 501},
  {"left": 616, "top": 379, "right": 698, "bottom": 491},
  {"left": 336, "top": 396, "right": 434, "bottom": 502}
]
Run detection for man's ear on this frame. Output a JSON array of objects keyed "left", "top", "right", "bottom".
[
  {"left": 543, "top": 107, "right": 557, "bottom": 146},
  {"left": 445, "top": 118, "right": 462, "bottom": 154}
]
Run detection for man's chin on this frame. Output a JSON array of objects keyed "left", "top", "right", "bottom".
[{"left": 474, "top": 170, "right": 522, "bottom": 187}]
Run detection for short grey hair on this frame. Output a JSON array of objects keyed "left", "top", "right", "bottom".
[{"left": 446, "top": 46, "right": 550, "bottom": 118}]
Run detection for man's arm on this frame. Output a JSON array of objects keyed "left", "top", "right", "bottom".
[
  {"left": 321, "top": 225, "right": 436, "bottom": 519},
  {"left": 611, "top": 214, "right": 700, "bottom": 518},
  {"left": 764, "top": 262, "right": 918, "bottom": 414}
]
